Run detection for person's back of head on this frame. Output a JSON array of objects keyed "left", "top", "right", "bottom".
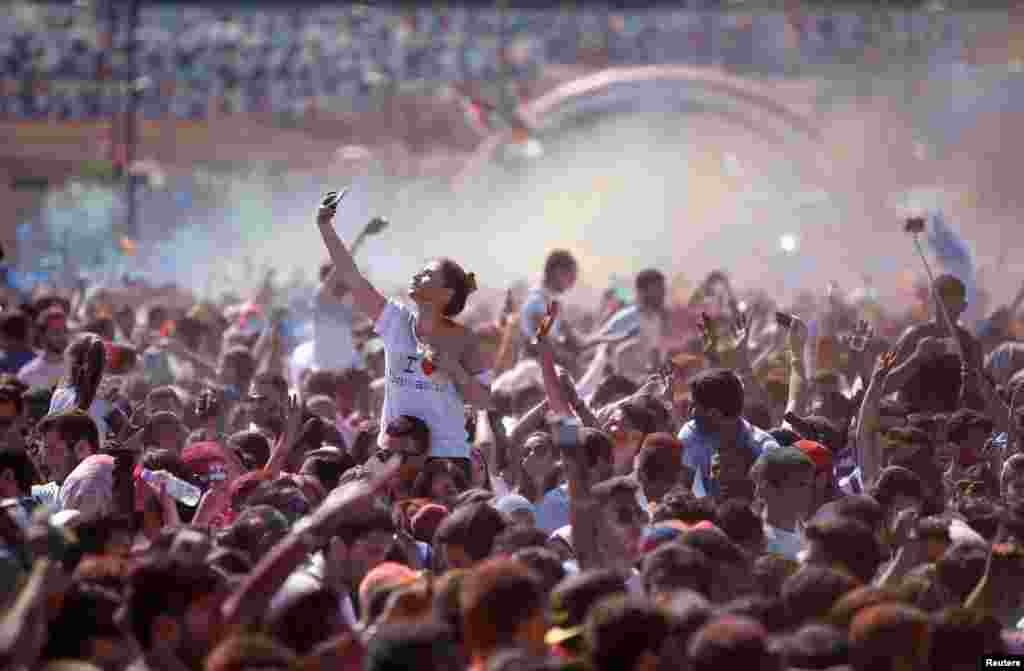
[
  {"left": 461, "top": 559, "right": 546, "bottom": 661},
  {"left": 642, "top": 542, "right": 712, "bottom": 600},
  {"left": 636, "top": 433, "right": 683, "bottom": 503},
  {"left": 752, "top": 553, "right": 800, "bottom": 599},
  {"left": 928, "top": 607, "right": 1004, "bottom": 671},
  {"left": 591, "top": 375, "right": 639, "bottom": 411},
  {"left": 0, "top": 310, "right": 29, "bottom": 346},
  {"left": 126, "top": 555, "right": 224, "bottom": 652},
  {"left": 936, "top": 541, "right": 989, "bottom": 603},
  {"left": 716, "top": 498, "right": 766, "bottom": 556},
  {"left": 688, "top": 615, "right": 781, "bottom": 671},
  {"left": 776, "top": 623, "right": 849, "bottom": 670},
  {"left": 493, "top": 525, "right": 550, "bottom": 556},
  {"left": 653, "top": 486, "right": 719, "bottom": 526},
  {"left": 848, "top": 603, "right": 931, "bottom": 671},
  {"left": 803, "top": 515, "right": 883, "bottom": 585},
  {"left": 0, "top": 446, "right": 37, "bottom": 497},
  {"left": 511, "top": 547, "right": 565, "bottom": 597},
  {"left": 204, "top": 634, "right": 297, "bottom": 671},
  {"left": 585, "top": 595, "right": 670, "bottom": 671},
  {"left": 781, "top": 564, "right": 861, "bottom": 629}
]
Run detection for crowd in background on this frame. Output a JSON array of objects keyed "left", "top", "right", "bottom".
[
  {"left": 0, "top": 0, "right": 967, "bottom": 120},
  {"left": 0, "top": 191, "right": 1023, "bottom": 671}
]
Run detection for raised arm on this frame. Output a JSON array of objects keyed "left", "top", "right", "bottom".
[
  {"left": 857, "top": 351, "right": 897, "bottom": 488},
  {"left": 316, "top": 193, "right": 386, "bottom": 324}
]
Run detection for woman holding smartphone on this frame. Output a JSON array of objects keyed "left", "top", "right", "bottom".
[{"left": 316, "top": 190, "right": 492, "bottom": 470}]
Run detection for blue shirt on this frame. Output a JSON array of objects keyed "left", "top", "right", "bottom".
[
  {"left": 536, "top": 483, "right": 570, "bottom": 534},
  {"left": 677, "top": 419, "right": 780, "bottom": 499}
]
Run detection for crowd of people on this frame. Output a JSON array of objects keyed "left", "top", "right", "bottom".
[
  {"left": 0, "top": 0, "right": 965, "bottom": 120},
  {"left": 1, "top": 190, "right": 1024, "bottom": 671}
]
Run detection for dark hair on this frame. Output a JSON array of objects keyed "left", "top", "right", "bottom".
[
  {"left": 826, "top": 496, "right": 886, "bottom": 533},
  {"left": 690, "top": 369, "right": 745, "bottom": 418},
  {"left": 652, "top": 486, "right": 719, "bottom": 526},
  {"left": 777, "top": 624, "right": 850, "bottom": 670},
  {"left": 0, "top": 446, "right": 37, "bottom": 494},
  {"left": 461, "top": 559, "right": 544, "bottom": 656},
  {"left": 929, "top": 608, "right": 1005, "bottom": 669},
  {"left": 543, "top": 250, "right": 577, "bottom": 283},
  {"left": 936, "top": 542, "right": 989, "bottom": 603},
  {"left": 871, "top": 466, "right": 925, "bottom": 511},
  {"left": 716, "top": 499, "right": 765, "bottom": 552},
  {"left": 42, "top": 582, "right": 124, "bottom": 662},
  {"left": 332, "top": 508, "right": 396, "bottom": 546},
  {"left": 642, "top": 543, "right": 712, "bottom": 598},
  {"left": 511, "top": 547, "right": 565, "bottom": 596},
  {"left": 302, "top": 369, "right": 337, "bottom": 398},
  {"left": 768, "top": 427, "right": 802, "bottom": 448},
  {"left": 251, "top": 372, "right": 288, "bottom": 399},
  {"left": 365, "top": 622, "right": 461, "bottom": 671},
  {"left": 126, "top": 556, "right": 222, "bottom": 649},
  {"left": 435, "top": 502, "right": 507, "bottom": 561},
  {"left": 752, "top": 554, "right": 800, "bottom": 599},
  {"left": 229, "top": 430, "right": 272, "bottom": 471},
  {"left": 437, "top": 257, "right": 474, "bottom": 317},
  {"left": 719, "top": 595, "right": 789, "bottom": 635},
  {"left": 38, "top": 410, "right": 100, "bottom": 454},
  {"left": 590, "top": 375, "right": 639, "bottom": 410},
  {"left": 586, "top": 596, "right": 670, "bottom": 671},
  {"left": 744, "top": 402, "right": 773, "bottom": 432},
  {"left": 413, "top": 459, "right": 469, "bottom": 500},
  {"left": 300, "top": 454, "right": 353, "bottom": 492},
  {"left": 147, "top": 386, "right": 181, "bottom": 409},
  {"left": 636, "top": 433, "right": 682, "bottom": 485},
  {"left": 386, "top": 414, "right": 431, "bottom": 455},
  {"left": 803, "top": 517, "right": 882, "bottom": 585},
  {"left": 578, "top": 428, "right": 615, "bottom": 470},
  {"left": 635, "top": 269, "right": 665, "bottom": 292},
  {"left": 688, "top": 615, "right": 778, "bottom": 671},
  {"left": 0, "top": 310, "right": 29, "bottom": 342},
  {"left": 66, "top": 333, "right": 107, "bottom": 411},
  {"left": 781, "top": 565, "right": 861, "bottom": 628},
  {"left": 269, "top": 587, "right": 342, "bottom": 653},
  {"left": 493, "top": 525, "right": 551, "bottom": 556},
  {"left": 681, "top": 528, "right": 748, "bottom": 567}
]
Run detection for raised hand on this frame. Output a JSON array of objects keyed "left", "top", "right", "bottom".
[
  {"left": 537, "top": 300, "right": 559, "bottom": 340},
  {"left": 871, "top": 350, "right": 898, "bottom": 384},
  {"left": 842, "top": 320, "right": 874, "bottom": 353},
  {"left": 696, "top": 312, "right": 718, "bottom": 357}
]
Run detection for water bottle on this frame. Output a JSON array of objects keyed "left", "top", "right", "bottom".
[{"left": 139, "top": 468, "right": 201, "bottom": 507}]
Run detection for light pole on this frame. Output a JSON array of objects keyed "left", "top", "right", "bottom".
[{"left": 122, "top": 0, "right": 142, "bottom": 242}]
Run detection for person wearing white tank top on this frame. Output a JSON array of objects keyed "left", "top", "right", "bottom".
[{"left": 315, "top": 191, "right": 493, "bottom": 460}]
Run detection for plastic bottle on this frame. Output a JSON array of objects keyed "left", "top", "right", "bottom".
[{"left": 139, "top": 468, "right": 201, "bottom": 507}]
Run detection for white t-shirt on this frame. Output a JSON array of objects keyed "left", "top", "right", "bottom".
[
  {"left": 375, "top": 301, "right": 469, "bottom": 459},
  {"left": 764, "top": 521, "right": 803, "bottom": 560},
  {"left": 17, "top": 355, "right": 64, "bottom": 389}
]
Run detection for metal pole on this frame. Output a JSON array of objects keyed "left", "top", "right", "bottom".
[{"left": 123, "top": 0, "right": 141, "bottom": 241}]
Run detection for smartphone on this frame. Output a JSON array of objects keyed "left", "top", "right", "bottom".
[
  {"left": 552, "top": 417, "right": 581, "bottom": 450},
  {"left": 321, "top": 189, "right": 348, "bottom": 211},
  {"left": 775, "top": 312, "right": 793, "bottom": 329},
  {"left": 904, "top": 217, "right": 926, "bottom": 234}
]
